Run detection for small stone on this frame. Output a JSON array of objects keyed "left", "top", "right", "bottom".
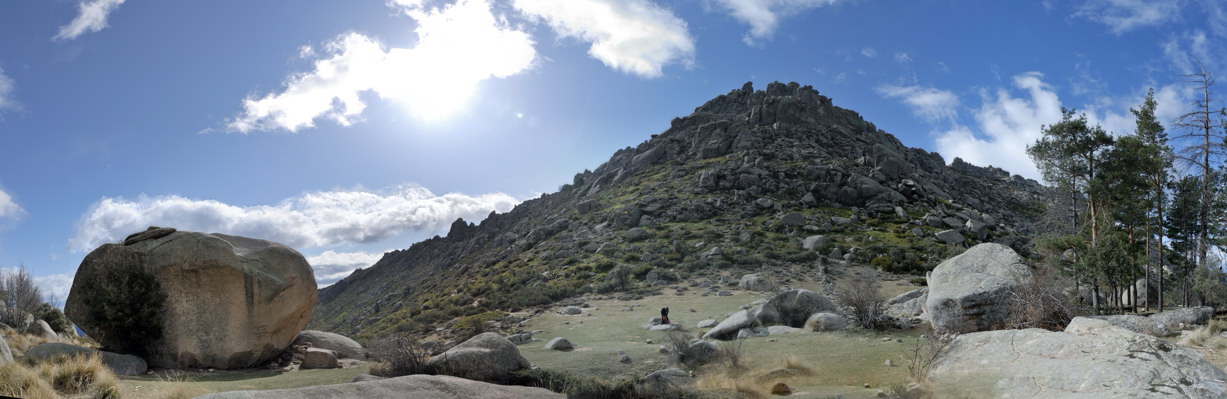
[
  {"left": 876, "top": 389, "right": 887, "bottom": 398},
  {"left": 646, "top": 339, "right": 653, "bottom": 344},
  {"left": 618, "top": 355, "right": 632, "bottom": 364},
  {"left": 769, "top": 338, "right": 778, "bottom": 343},
  {"left": 658, "top": 345, "right": 669, "bottom": 354},
  {"left": 864, "top": 383, "right": 871, "bottom": 388},
  {"left": 884, "top": 359, "right": 894, "bottom": 367},
  {"left": 881, "top": 337, "right": 891, "bottom": 342},
  {"left": 770, "top": 382, "right": 792, "bottom": 395}
]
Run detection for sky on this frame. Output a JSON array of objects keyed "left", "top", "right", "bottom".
[{"left": 0, "top": 0, "right": 1224, "bottom": 305}]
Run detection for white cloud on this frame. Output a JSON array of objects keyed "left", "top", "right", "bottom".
[
  {"left": 307, "top": 250, "right": 386, "bottom": 286},
  {"left": 228, "top": 0, "right": 536, "bottom": 132},
  {"left": 876, "top": 84, "right": 960, "bottom": 123},
  {"left": 1076, "top": 0, "right": 1182, "bottom": 35},
  {"left": 69, "top": 184, "right": 519, "bottom": 253},
  {"left": 934, "top": 72, "right": 1064, "bottom": 181},
  {"left": 33, "top": 273, "right": 74, "bottom": 307},
  {"left": 711, "top": 0, "right": 840, "bottom": 44},
  {"left": 0, "top": 67, "right": 18, "bottom": 116},
  {"left": 513, "top": 0, "right": 694, "bottom": 78},
  {"left": 54, "top": 0, "right": 126, "bottom": 41},
  {"left": 894, "top": 52, "right": 912, "bottom": 64},
  {"left": 1163, "top": 30, "right": 1212, "bottom": 74},
  {"left": 860, "top": 47, "right": 877, "bottom": 58},
  {"left": 0, "top": 188, "right": 23, "bottom": 222}
]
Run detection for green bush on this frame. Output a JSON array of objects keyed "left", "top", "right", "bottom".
[
  {"left": 870, "top": 255, "right": 894, "bottom": 270},
  {"left": 74, "top": 265, "right": 166, "bottom": 357},
  {"left": 36, "top": 303, "right": 72, "bottom": 334}
]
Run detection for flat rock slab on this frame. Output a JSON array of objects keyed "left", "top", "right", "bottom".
[
  {"left": 926, "top": 317, "right": 1227, "bottom": 398},
  {"left": 194, "top": 374, "right": 565, "bottom": 399}
]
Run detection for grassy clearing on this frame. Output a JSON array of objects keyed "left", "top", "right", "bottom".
[
  {"left": 116, "top": 366, "right": 369, "bottom": 399},
  {"left": 518, "top": 278, "right": 921, "bottom": 399}
]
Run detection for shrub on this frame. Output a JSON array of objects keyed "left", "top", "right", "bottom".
[
  {"left": 452, "top": 311, "right": 504, "bottom": 342},
  {"left": 35, "top": 303, "right": 71, "bottom": 335},
  {"left": 717, "top": 338, "right": 747, "bottom": 371},
  {"left": 903, "top": 333, "right": 957, "bottom": 382},
  {"left": 0, "top": 308, "right": 31, "bottom": 330},
  {"left": 835, "top": 271, "right": 888, "bottom": 330},
  {"left": 870, "top": 255, "right": 894, "bottom": 270},
  {"left": 1005, "top": 267, "right": 1082, "bottom": 331},
  {"left": 73, "top": 264, "right": 166, "bottom": 356},
  {"left": 368, "top": 335, "right": 433, "bottom": 377}
]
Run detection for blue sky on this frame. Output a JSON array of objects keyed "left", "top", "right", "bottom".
[{"left": 0, "top": 0, "right": 1223, "bottom": 304}]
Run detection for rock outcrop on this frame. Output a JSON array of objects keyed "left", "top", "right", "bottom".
[
  {"left": 426, "top": 332, "right": 530, "bottom": 383},
  {"left": 704, "top": 289, "right": 838, "bottom": 340},
  {"left": 311, "top": 82, "right": 1048, "bottom": 338},
  {"left": 194, "top": 374, "right": 565, "bottom": 399},
  {"left": 926, "top": 317, "right": 1227, "bottom": 398},
  {"left": 1092, "top": 306, "right": 1214, "bottom": 337},
  {"left": 294, "top": 330, "right": 366, "bottom": 360},
  {"left": 925, "top": 243, "right": 1033, "bottom": 334},
  {"left": 65, "top": 227, "right": 317, "bottom": 369}
]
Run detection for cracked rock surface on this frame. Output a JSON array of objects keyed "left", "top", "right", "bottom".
[{"left": 926, "top": 317, "right": 1227, "bottom": 398}]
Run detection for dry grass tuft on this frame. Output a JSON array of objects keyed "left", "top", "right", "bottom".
[
  {"left": 696, "top": 347, "right": 817, "bottom": 399},
  {"left": 0, "top": 362, "right": 59, "bottom": 399},
  {"left": 154, "top": 370, "right": 209, "bottom": 399},
  {"left": 1180, "top": 319, "right": 1227, "bottom": 350}
]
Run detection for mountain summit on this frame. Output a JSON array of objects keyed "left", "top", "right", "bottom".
[{"left": 310, "top": 82, "right": 1046, "bottom": 338}]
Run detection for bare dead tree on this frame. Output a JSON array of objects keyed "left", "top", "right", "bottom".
[
  {"left": 1174, "top": 61, "right": 1225, "bottom": 307},
  {"left": 1, "top": 266, "right": 43, "bottom": 313}
]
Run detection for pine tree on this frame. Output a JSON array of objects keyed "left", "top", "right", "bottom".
[{"left": 1131, "top": 89, "right": 1173, "bottom": 311}]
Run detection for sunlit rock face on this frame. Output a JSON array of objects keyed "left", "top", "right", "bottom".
[{"left": 66, "top": 227, "right": 316, "bottom": 369}]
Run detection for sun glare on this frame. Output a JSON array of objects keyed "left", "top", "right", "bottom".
[{"left": 382, "top": 0, "right": 536, "bottom": 122}]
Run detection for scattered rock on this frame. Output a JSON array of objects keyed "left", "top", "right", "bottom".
[
  {"left": 427, "top": 332, "right": 531, "bottom": 383},
  {"left": 26, "top": 320, "right": 57, "bottom": 341},
  {"left": 934, "top": 229, "right": 965, "bottom": 245},
  {"left": 544, "top": 337, "right": 574, "bottom": 351},
  {"left": 739, "top": 273, "right": 774, "bottom": 292},
  {"left": 0, "top": 336, "right": 11, "bottom": 365},
  {"left": 925, "top": 243, "right": 1033, "bottom": 334},
  {"left": 618, "top": 354, "right": 632, "bottom": 364},
  {"left": 66, "top": 228, "right": 316, "bottom": 369},
  {"left": 294, "top": 330, "right": 366, "bottom": 360},
  {"left": 696, "top": 319, "right": 718, "bottom": 329},
  {"left": 770, "top": 382, "right": 793, "bottom": 395},
  {"left": 194, "top": 374, "right": 565, "bottom": 399},
  {"left": 718, "top": 290, "right": 733, "bottom": 296},
  {"left": 804, "top": 312, "right": 848, "bottom": 331},
  {"left": 737, "top": 327, "right": 769, "bottom": 339},
  {"left": 927, "top": 317, "right": 1227, "bottom": 398},
  {"left": 781, "top": 212, "right": 805, "bottom": 226},
  {"left": 801, "top": 235, "right": 828, "bottom": 251},
  {"left": 562, "top": 306, "right": 582, "bottom": 315},
  {"left": 642, "top": 368, "right": 695, "bottom": 393},
  {"left": 301, "top": 348, "right": 340, "bottom": 369},
  {"left": 681, "top": 340, "right": 718, "bottom": 365},
  {"left": 507, "top": 333, "right": 533, "bottom": 345},
  {"left": 766, "top": 326, "right": 800, "bottom": 335}
]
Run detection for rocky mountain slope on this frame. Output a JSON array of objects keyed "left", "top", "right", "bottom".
[{"left": 310, "top": 81, "right": 1048, "bottom": 339}]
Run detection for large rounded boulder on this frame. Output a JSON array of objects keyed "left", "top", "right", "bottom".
[
  {"left": 65, "top": 227, "right": 316, "bottom": 369},
  {"left": 294, "top": 330, "right": 366, "bottom": 360},
  {"left": 924, "top": 243, "right": 1032, "bottom": 334},
  {"left": 426, "top": 332, "right": 530, "bottom": 383}
]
